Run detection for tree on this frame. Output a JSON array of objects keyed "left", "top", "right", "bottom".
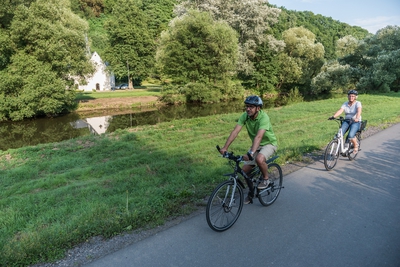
[
  {"left": 0, "top": 0, "right": 93, "bottom": 121},
  {"left": 277, "top": 27, "right": 325, "bottom": 93},
  {"left": 337, "top": 26, "right": 400, "bottom": 92},
  {"left": 174, "top": 0, "right": 281, "bottom": 75},
  {"left": 268, "top": 6, "right": 369, "bottom": 60},
  {"left": 0, "top": 53, "right": 75, "bottom": 121},
  {"left": 241, "top": 36, "right": 285, "bottom": 95},
  {"left": 141, "top": 0, "right": 177, "bottom": 37},
  {"left": 310, "top": 60, "right": 354, "bottom": 94},
  {"left": 156, "top": 10, "right": 238, "bottom": 85},
  {"left": 103, "top": 0, "right": 155, "bottom": 87},
  {"left": 10, "top": 0, "right": 93, "bottom": 82},
  {"left": 156, "top": 10, "right": 241, "bottom": 103}
]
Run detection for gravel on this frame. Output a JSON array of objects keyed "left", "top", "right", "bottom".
[{"left": 30, "top": 123, "right": 394, "bottom": 267}]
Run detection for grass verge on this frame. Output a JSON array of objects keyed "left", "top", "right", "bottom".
[{"left": 1, "top": 92, "right": 399, "bottom": 266}]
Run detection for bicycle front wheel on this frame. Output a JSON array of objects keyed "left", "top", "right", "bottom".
[
  {"left": 258, "top": 163, "right": 283, "bottom": 206},
  {"left": 324, "top": 139, "right": 340, "bottom": 171},
  {"left": 206, "top": 180, "right": 244, "bottom": 232}
]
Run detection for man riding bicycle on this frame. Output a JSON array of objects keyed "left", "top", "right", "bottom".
[{"left": 220, "top": 95, "right": 278, "bottom": 204}]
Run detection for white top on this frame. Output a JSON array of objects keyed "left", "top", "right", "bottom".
[{"left": 341, "top": 101, "right": 362, "bottom": 120}]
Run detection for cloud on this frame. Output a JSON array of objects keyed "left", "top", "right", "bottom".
[{"left": 354, "top": 16, "right": 400, "bottom": 34}]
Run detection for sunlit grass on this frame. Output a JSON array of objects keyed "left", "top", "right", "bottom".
[
  {"left": 0, "top": 92, "right": 399, "bottom": 266},
  {"left": 75, "top": 86, "right": 162, "bottom": 101}
]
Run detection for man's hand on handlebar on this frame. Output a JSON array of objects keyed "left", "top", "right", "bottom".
[{"left": 219, "top": 147, "right": 228, "bottom": 156}]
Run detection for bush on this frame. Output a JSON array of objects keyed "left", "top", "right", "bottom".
[
  {"left": 281, "top": 87, "right": 304, "bottom": 105},
  {"left": 160, "top": 84, "right": 186, "bottom": 104},
  {"left": 183, "top": 82, "right": 222, "bottom": 103}
]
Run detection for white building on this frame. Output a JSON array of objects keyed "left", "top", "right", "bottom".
[{"left": 78, "top": 52, "right": 115, "bottom": 91}]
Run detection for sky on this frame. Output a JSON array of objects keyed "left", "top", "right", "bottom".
[{"left": 269, "top": 0, "right": 400, "bottom": 34}]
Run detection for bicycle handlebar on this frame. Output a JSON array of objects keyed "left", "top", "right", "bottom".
[
  {"left": 216, "top": 145, "right": 244, "bottom": 162},
  {"left": 328, "top": 116, "right": 344, "bottom": 121}
]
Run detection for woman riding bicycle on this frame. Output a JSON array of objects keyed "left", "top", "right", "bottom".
[
  {"left": 330, "top": 90, "right": 362, "bottom": 155},
  {"left": 220, "top": 95, "right": 278, "bottom": 204}
]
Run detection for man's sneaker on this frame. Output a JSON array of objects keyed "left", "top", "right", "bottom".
[
  {"left": 257, "top": 179, "right": 270, "bottom": 189},
  {"left": 244, "top": 195, "right": 253, "bottom": 204}
]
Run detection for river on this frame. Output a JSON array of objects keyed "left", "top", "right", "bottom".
[{"left": 0, "top": 100, "right": 250, "bottom": 151}]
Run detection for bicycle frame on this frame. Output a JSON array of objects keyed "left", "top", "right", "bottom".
[
  {"left": 334, "top": 126, "right": 348, "bottom": 155},
  {"left": 224, "top": 154, "right": 280, "bottom": 199}
]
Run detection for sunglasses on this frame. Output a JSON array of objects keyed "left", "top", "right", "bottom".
[{"left": 245, "top": 105, "right": 257, "bottom": 109}]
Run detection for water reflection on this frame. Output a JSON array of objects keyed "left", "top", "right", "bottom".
[{"left": 0, "top": 101, "right": 246, "bottom": 151}]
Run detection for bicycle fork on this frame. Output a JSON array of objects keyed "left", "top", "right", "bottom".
[{"left": 224, "top": 178, "right": 240, "bottom": 208}]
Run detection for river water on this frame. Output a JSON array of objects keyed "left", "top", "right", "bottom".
[{"left": 0, "top": 100, "right": 250, "bottom": 151}]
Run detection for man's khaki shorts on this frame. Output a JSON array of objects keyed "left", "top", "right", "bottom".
[{"left": 244, "top": 144, "right": 277, "bottom": 165}]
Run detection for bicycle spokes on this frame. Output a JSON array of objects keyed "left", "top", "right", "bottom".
[{"left": 206, "top": 180, "right": 243, "bottom": 231}]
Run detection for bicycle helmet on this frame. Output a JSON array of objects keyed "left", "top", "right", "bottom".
[
  {"left": 347, "top": 89, "right": 358, "bottom": 95},
  {"left": 244, "top": 95, "right": 263, "bottom": 107}
]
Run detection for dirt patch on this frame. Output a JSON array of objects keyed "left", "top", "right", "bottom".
[{"left": 77, "top": 96, "right": 160, "bottom": 111}]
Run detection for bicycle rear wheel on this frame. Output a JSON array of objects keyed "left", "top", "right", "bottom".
[
  {"left": 206, "top": 180, "right": 243, "bottom": 232},
  {"left": 324, "top": 139, "right": 340, "bottom": 171},
  {"left": 348, "top": 132, "right": 361, "bottom": 161},
  {"left": 258, "top": 163, "right": 283, "bottom": 206}
]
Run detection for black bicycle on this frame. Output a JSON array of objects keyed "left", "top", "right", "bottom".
[
  {"left": 324, "top": 117, "right": 367, "bottom": 171},
  {"left": 206, "top": 146, "right": 283, "bottom": 232}
]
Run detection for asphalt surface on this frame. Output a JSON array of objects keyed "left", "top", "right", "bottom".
[{"left": 85, "top": 123, "right": 400, "bottom": 267}]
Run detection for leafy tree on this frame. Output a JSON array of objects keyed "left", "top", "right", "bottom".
[
  {"left": 141, "top": 0, "right": 177, "bottom": 37},
  {"left": 240, "top": 37, "right": 284, "bottom": 95},
  {"left": 156, "top": 10, "right": 238, "bottom": 85},
  {"left": 0, "top": 29, "right": 13, "bottom": 70},
  {"left": 332, "top": 26, "right": 400, "bottom": 93},
  {"left": 310, "top": 60, "right": 354, "bottom": 94},
  {"left": 0, "top": 53, "right": 75, "bottom": 121},
  {"left": 175, "top": 0, "right": 281, "bottom": 75},
  {"left": 87, "top": 15, "right": 109, "bottom": 57},
  {"left": 312, "top": 26, "right": 400, "bottom": 94},
  {"left": 277, "top": 27, "right": 325, "bottom": 93},
  {"left": 10, "top": 0, "right": 93, "bottom": 82},
  {"left": 268, "top": 6, "right": 369, "bottom": 60},
  {"left": 0, "top": 0, "right": 35, "bottom": 29},
  {"left": 357, "top": 26, "right": 400, "bottom": 92},
  {"left": 103, "top": 0, "right": 155, "bottom": 87},
  {"left": 0, "top": 0, "right": 92, "bottom": 121},
  {"left": 70, "top": 0, "right": 105, "bottom": 18}
]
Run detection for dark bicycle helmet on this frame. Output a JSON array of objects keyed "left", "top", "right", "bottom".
[
  {"left": 244, "top": 95, "right": 263, "bottom": 107},
  {"left": 347, "top": 89, "right": 358, "bottom": 95}
]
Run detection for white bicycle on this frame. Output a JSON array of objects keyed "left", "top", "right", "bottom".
[{"left": 324, "top": 117, "right": 367, "bottom": 171}]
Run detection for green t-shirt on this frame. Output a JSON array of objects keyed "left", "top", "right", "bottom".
[{"left": 237, "top": 110, "right": 278, "bottom": 147}]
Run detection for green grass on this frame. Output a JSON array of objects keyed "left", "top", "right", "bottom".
[{"left": 1, "top": 92, "right": 399, "bottom": 266}]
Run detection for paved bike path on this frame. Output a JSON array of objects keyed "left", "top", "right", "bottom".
[{"left": 85, "top": 123, "right": 400, "bottom": 267}]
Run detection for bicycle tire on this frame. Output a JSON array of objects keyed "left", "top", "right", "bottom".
[
  {"left": 324, "top": 139, "right": 340, "bottom": 171},
  {"left": 206, "top": 180, "right": 244, "bottom": 232},
  {"left": 348, "top": 132, "right": 361, "bottom": 161},
  {"left": 258, "top": 163, "right": 283, "bottom": 206}
]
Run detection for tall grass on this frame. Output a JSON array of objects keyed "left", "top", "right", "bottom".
[{"left": 0, "top": 93, "right": 399, "bottom": 266}]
